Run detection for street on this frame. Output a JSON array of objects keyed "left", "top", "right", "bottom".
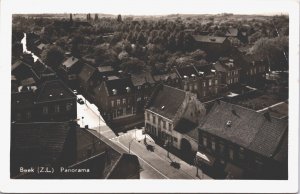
[{"left": 77, "top": 95, "right": 211, "bottom": 179}]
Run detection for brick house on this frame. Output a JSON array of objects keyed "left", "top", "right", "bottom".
[
  {"left": 174, "top": 65, "right": 223, "bottom": 100},
  {"left": 78, "top": 63, "right": 99, "bottom": 95},
  {"left": 59, "top": 56, "right": 84, "bottom": 87},
  {"left": 213, "top": 58, "right": 241, "bottom": 86},
  {"left": 131, "top": 71, "right": 156, "bottom": 113},
  {"left": 145, "top": 85, "right": 206, "bottom": 154},
  {"left": 193, "top": 35, "right": 231, "bottom": 59},
  {"left": 197, "top": 101, "right": 288, "bottom": 179},
  {"left": 93, "top": 76, "right": 136, "bottom": 123},
  {"left": 11, "top": 79, "right": 77, "bottom": 122}
]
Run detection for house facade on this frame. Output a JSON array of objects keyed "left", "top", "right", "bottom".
[
  {"left": 145, "top": 85, "right": 206, "bottom": 153},
  {"left": 213, "top": 58, "right": 241, "bottom": 86},
  {"left": 93, "top": 76, "right": 136, "bottom": 123},
  {"left": 59, "top": 56, "right": 84, "bottom": 87},
  {"left": 196, "top": 101, "right": 288, "bottom": 179}
]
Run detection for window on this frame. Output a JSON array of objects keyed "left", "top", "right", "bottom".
[
  {"left": 117, "top": 99, "right": 120, "bottom": 105},
  {"left": 219, "top": 142, "right": 225, "bottom": 153},
  {"left": 163, "top": 120, "right": 166, "bottom": 129},
  {"left": 153, "top": 115, "right": 156, "bottom": 124},
  {"left": 228, "top": 72, "right": 230, "bottom": 77},
  {"left": 168, "top": 123, "right": 172, "bottom": 130},
  {"left": 26, "top": 111, "right": 31, "bottom": 119},
  {"left": 111, "top": 100, "right": 114, "bottom": 107},
  {"left": 137, "top": 86, "right": 141, "bottom": 90},
  {"left": 55, "top": 105, "right": 60, "bottom": 113},
  {"left": 147, "top": 112, "right": 150, "bottom": 121},
  {"left": 189, "top": 84, "right": 193, "bottom": 91},
  {"left": 239, "top": 147, "right": 245, "bottom": 160},
  {"left": 122, "top": 98, "right": 126, "bottom": 104},
  {"left": 211, "top": 140, "right": 216, "bottom": 151},
  {"left": 137, "top": 97, "right": 142, "bottom": 102},
  {"left": 173, "top": 137, "right": 178, "bottom": 142},
  {"left": 16, "top": 113, "right": 21, "bottom": 121},
  {"left": 194, "top": 84, "right": 198, "bottom": 90},
  {"left": 215, "top": 79, "right": 218, "bottom": 85},
  {"left": 203, "top": 82, "right": 206, "bottom": 87},
  {"left": 203, "top": 90, "right": 206, "bottom": 97},
  {"left": 66, "top": 103, "right": 73, "bottom": 111},
  {"left": 203, "top": 136, "right": 207, "bottom": 147},
  {"left": 229, "top": 148, "right": 234, "bottom": 160},
  {"left": 184, "top": 84, "right": 188, "bottom": 91},
  {"left": 209, "top": 79, "right": 212, "bottom": 86},
  {"left": 254, "top": 68, "right": 257, "bottom": 74},
  {"left": 43, "top": 106, "right": 48, "bottom": 114},
  {"left": 144, "top": 96, "right": 148, "bottom": 100}
]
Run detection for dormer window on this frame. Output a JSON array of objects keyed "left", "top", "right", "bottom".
[
  {"left": 112, "top": 89, "right": 117, "bottom": 95},
  {"left": 126, "top": 87, "right": 131, "bottom": 93},
  {"left": 183, "top": 75, "right": 188, "bottom": 79},
  {"left": 226, "top": 120, "right": 232, "bottom": 127}
]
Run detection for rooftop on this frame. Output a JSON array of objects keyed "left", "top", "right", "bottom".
[
  {"left": 98, "top": 65, "right": 114, "bottom": 73},
  {"left": 175, "top": 65, "right": 199, "bottom": 79},
  {"left": 147, "top": 85, "right": 187, "bottom": 120},
  {"left": 199, "top": 101, "right": 288, "bottom": 158},
  {"left": 62, "top": 56, "right": 79, "bottom": 69},
  {"left": 131, "top": 71, "right": 155, "bottom": 86},
  {"left": 78, "top": 63, "right": 97, "bottom": 83},
  {"left": 35, "top": 79, "right": 76, "bottom": 103},
  {"left": 193, "top": 35, "right": 227, "bottom": 44},
  {"left": 104, "top": 77, "right": 135, "bottom": 96}
]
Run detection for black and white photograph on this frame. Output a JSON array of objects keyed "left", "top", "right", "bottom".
[{"left": 0, "top": 0, "right": 299, "bottom": 193}]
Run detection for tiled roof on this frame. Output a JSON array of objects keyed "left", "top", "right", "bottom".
[
  {"left": 78, "top": 63, "right": 97, "bottom": 83},
  {"left": 175, "top": 65, "right": 199, "bottom": 78},
  {"left": 174, "top": 118, "right": 197, "bottom": 134},
  {"left": 62, "top": 57, "right": 79, "bottom": 69},
  {"left": 131, "top": 71, "right": 155, "bottom": 86},
  {"left": 193, "top": 35, "right": 227, "bottom": 44},
  {"left": 35, "top": 79, "right": 76, "bottom": 103},
  {"left": 104, "top": 77, "right": 135, "bottom": 96},
  {"left": 152, "top": 72, "right": 179, "bottom": 82},
  {"left": 199, "top": 101, "right": 288, "bottom": 157},
  {"left": 106, "top": 153, "right": 140, "bottom": 179},
  {"left": 225, "top": 28, "right": 238, "bottom": 37},
  {"left": 147, "top": 85, "right": 186, "bottom": 120},
  {"left": 11, "top": 122, "right": 72, "bottom": 165}
]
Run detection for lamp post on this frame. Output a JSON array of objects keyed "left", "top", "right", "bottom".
[
  {"left": 195, "top": 157, "right": 199, "bottom": 178},
  {"left": 81, "top": 116, "right": 84, "bottom": 127}
]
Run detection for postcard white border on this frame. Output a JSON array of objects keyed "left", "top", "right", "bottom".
[{"left": 0, "top": 0, "right": 298, "bottom": 193}]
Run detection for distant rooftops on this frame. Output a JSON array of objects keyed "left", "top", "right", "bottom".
[{"left": 193, "top": 35, "right": 227, "bottom": 44}]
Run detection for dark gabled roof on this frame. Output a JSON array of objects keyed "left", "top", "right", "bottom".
[
  {"left": 147, "top": 85, "right": 186, "bottom": 120},
  {"left": 11, "top": 90, "right": 35, "bottom": 109},
  {"left": 194, "top": 64, "right": 215, "bottom": 76},
  {"left": 213, "top": 61, "right": 228, "bottom": 72},
  {"left": 174, "top": 118, "right": 198, "bottom": 134},
  {"left": 152, "top": 72, "right": 179, "bottom": 82},
  {"left": 11, "top": 122, "right": 72, "bottom": 165},
  {"left": 193, "top": 35, "right": 227, "bottom": 44},
  {"left": 78, "top": 63, "right": 97, "bottom": 83},
  {"left": 106, "top": 153, "right": 140, "bottom": 179},
  {"left": 225, "top": 28, "right": 238, "bottom": 37},
  {"left": 62, "top": 56, "right": 79, "bottom": 69},
  {"left": 12, "top": 60, "right": 39, "bottom": 81},
  {"left": 199, "top": 101, "right": 288, "bottom": 158},
  {"left": 35, "top": 79, "right": 76, "bottom": 103},
  {"left": 12, "top": 60, "right": 24, "bottom": 71},
  {"left": 131, "top": 71, "right": 155, "bottom": 86},
  {"left": 175, "top": 65, "right": 199, "bottom": 79},
  {"left": 273, "top": 130, "right": 288, "bottom": 163},
  {"left": 104, "top": 77, "right": 135, "bottom": 96},
  {"left": 20, "top": 77, "right": 36, "bottom": 86}
]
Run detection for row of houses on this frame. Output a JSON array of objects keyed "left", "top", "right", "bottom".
[{"left": 144, "top": 84, "right": 288, "bottom": 179}]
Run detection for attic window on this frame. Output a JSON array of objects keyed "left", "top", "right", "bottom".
[
  {"left": 229, "top": 59, "right": 234, "bottom": 63},
  {"left": 210, "top": 38, "right": 216, "bottom": 41},
  {"left": 112, "top": 89, "right": 117, "bottom": 95},
  {"left": 183, "top": 75, "right": 188, "bottom": 79},
  {"left": 60, "top": 93, "right": 64, "bottom": 96},
  {"left": 199, "top": 71, "right": 204, "bottom": 75},
  {"left": 226, "top": 120, "right": 232, "bottom": 127},
  {"left": 211, "top": 69, "right": 216, "bottom": 73},
  {"left": 49, "top": 94, "right": 53, "bottom": 97},
  {"left": 126, "top": 87, "right": 131, "bottom": 93},
  {"left": 161, "top": 106, "right": 165, "bottom": 110}
]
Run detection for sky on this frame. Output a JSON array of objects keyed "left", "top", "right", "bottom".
[{"left": 3, "top": 0, "right": 292, "bottom": 15}]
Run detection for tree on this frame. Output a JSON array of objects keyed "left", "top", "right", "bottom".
[
  {"left": 117, "top": 14, "right": 122, "bottom": 23},
  {"left": 41, "top": 45, "right": 64, "bottom": 69},
  {"left": 136, "top": 32, "right": 146, "bottom": 45}
]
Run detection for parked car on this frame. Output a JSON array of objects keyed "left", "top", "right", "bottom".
[{"left": 77, "top": 98, "right": 84, "bottom": 105}]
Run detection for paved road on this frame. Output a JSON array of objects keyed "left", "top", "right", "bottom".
[{"left": 112, "top": 129, "right": 212, "bottom": 179}]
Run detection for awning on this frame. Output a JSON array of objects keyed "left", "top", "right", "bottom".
[
  {"left": 196, "top": 151, "right": 216, "bottom": 166},
  {"left": 225, "top": 163, "right": 244, "bottom": 179}
]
